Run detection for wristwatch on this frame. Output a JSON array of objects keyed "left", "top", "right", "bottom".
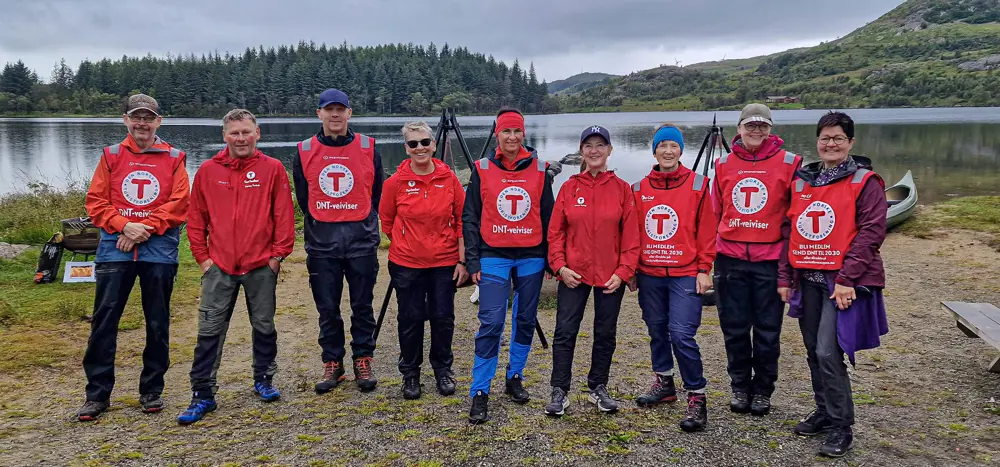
[
  {"left": 271, "top": 256, "right": 285, "bottom": 263},
  {"left": 457, "top": 260, "right": 467, "bottom": 266}
]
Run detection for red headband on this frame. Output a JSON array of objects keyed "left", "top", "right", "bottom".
[{"left": 495, "top": 112, "right": 525, "bottom": 136}]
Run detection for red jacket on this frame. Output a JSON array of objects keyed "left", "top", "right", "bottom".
[
  {"left": 187, "top": 148, "right": 296, "bottom": 276},
  {"left": 637, "top": 165, "right": 716, "bottom": 278},
  {"left": 548, "top": 170, "right": 639, "bottom": 287},
  {"left": 711, "top": 134, "right": 798, "bottom": 262},
  {"left": 379, "top": 159, "right": 464, "bottom": 269}
]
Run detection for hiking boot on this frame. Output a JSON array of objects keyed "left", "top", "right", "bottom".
[
  {"left": 315, "top": 360, "right": 346, "bottom": 394},
  {"left": 545, "top": 387, "right": 569, "bottom": 417},
  {"left": 749, "top": 394, "right": 771, "bottom": 416},
  {"left": 635, "top": 374, "right": 677, "bottom": 406},
  {"left": 177, "top": 394, "right": 217, "bottom": 425},
  {"left": 139, "top": 393, "right": 163, "bottom": 413},
  {"left": 680, "top": 392, "right": 708, "bottom": 433},
  {"left": 504, "top": 374, "right": 530, "bottom": 404},
  {"left": 254, "top": 379, "right": 281, "bottom": 402},
  {"left": 819, "top": 426, "right": 854, "bottom": 458},
  {"left": 353, "top": 356, "right": 378, "bottom": 392},
  {"left": 469, "top": 390, "right": 489, "bottom": 424},
  {"left": 794, "top": 410, "right": 834, "bottom": 437},
  {"left": 402, "top": 376, "right": 422, "bottom": 400},
  {"left": 730, "top": 391, "right": 751, "bottom": 413},
  {"left": 589, "top": 384, "right": 619, "bottom": 413},
  {"left": 435, "top": 371, "right": 456, "bottom": 396},
  {"left": 77, "top": 400, "right": 109, "bottom": 422}
]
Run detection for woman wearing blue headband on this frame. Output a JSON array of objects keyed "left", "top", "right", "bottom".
[{"left": 630, "top": 123, "right": 716, "bottom": 432}]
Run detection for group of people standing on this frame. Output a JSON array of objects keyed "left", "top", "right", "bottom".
[{"left": 74, "top": 90, "right": 888, "bottom": 459}]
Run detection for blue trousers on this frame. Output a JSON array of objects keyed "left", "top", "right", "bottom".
[
  {"left": 637, "top": 274, "right": 706, "bottom": 391},
  {"left": 469, "top": 257, "right": 544, "bottom": 395}
]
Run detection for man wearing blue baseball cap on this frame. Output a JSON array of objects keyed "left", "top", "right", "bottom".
[{"left": 293, "top": 88, "right": 385, "bottom": 393}]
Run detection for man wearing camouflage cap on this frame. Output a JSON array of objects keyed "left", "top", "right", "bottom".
[{"left": 77, "top": 94, "right": 190, "bottom": 421}]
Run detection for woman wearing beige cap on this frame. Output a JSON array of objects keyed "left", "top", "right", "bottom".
[{"left": 710, "top": 103, "right": 802, "bottom": 417}]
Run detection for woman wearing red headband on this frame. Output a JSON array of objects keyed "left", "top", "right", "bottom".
[{"left": 463, "top": 108, "right": 555, "bottom": 424}]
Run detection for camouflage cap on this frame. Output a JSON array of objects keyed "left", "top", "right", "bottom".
[{"left": 125, "top": 93, "right": 160, "bottom": 116}]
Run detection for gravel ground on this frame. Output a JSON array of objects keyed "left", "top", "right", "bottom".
[{"left": 0, "top": 230, "right": 998, "bottom": 467}]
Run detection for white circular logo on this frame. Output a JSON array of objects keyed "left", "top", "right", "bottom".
[
  {"left": 246, "top": 171, "right": 256, "bottom": 179},
  {"left": 732, "top": 178, "right": 769, "bottom": 215},
  {"left": 121, "top": 171, "right": 161, "bottom": 206},
  {"left": 408, "top": 181, "right": 416, "bottom": 188},
  {"left": 645, "top": 205, "right": 679, "bottom": 242},
  {"left": 796, "top": 201, "right": 836, "bottom": 241},
  {"left": 576, "top": 197, "right": 585, "bottom": 205},
  {"left": 319, "top": 164, "right": 354, "bottom": 198},
  {"left": 496, "top": 186, "right": 531, "bottom": 222}
]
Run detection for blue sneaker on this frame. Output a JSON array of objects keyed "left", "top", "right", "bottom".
[
  {"left": 177, "top": 396, "right": 217, "bottom": 425},
  {"left": 254, "top": 380, "right": 281, "bottom": 402}
]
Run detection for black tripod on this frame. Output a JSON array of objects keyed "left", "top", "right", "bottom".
[
  {"left": 372, "top": 108, "right": 550, "bottom": 349},
  {"left": 691, "top": 114, "right": 731, "bottom": 178}
]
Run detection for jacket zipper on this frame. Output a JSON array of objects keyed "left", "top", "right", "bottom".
[{"left": 233, "top": 168, "right": 241, "bottom": 273}]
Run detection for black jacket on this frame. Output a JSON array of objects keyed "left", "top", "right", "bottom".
[
  {"left": 462, "top": 146, "right": 555, "bottom": 275},
  {"left": 292, "top": 128, "right": 385, "bottom": 259}
]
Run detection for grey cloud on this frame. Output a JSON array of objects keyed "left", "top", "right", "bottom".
[{"left": 0, "top": 0, "right": 904, "bottom": 79}]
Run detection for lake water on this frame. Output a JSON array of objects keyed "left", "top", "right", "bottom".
[{"left": 2, "top": 108, "right": 1000, "bottom": 203}]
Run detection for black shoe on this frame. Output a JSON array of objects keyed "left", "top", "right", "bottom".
[
  {"left": 794, "top": 410, "right": 834, "bottom": 437},
  {"left": 315, "top": 360, "right": 346, "bottom": 394},
  {"left": 504, "top": 374, "right": 530, "bottom": 404},
  {"left": 77, "top": 400, "right": 110, "bottom": 422},
  {"left": 679, "top": 392, "right": 708, "bottom": 433},
  {"left": 730, "top": 391, "right": 750, "bottom": 413},
  {"left": 435, "top": 371, "right": 457, "bottom": 396},
  {"left": 588, "top": 384, "right": 619, "bottom": 413},
  {"left": 635, "top": 374, "right": 677, "bottom": 406},
  {"left": 545, "top": 387, "right": 569, "bottom": 417},
  {"left": 402, "top": 376, "right": 422, "bottom": 400},
  {"left": 819, "top": 426, "right": 854, "bottom": 458},
  {"left": 353, "top": 356, "right": 378, "bottom": 392},
  {"left": 749, "top": 394, "right": 771, "bottom": 416},
  {"left": 139, "top": 393, "right": 163, "bottom": 413},
  {"left": 469, "top": 391, "right": 489, "bottom": 424}
]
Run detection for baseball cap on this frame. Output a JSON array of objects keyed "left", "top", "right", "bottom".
[
  {"left": 739, "top": 103, "right": 773, "bottom": 126},
  {"left": 125, "top": 93, "right": 159, "bottom": 116},
  {"left": 318, "top": 88, "right": 350, "bottom": 109},
  {"left": 580, "top": 125, "right": 611, "bottom": 145}
]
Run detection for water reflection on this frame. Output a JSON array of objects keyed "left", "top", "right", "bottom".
[{"left": 1, "top": 110, "right": 999, "bottom": 204}]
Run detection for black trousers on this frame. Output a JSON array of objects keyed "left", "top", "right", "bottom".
[
  {"left": 714, "top": 254, "right": 784, "bottom": 396},
  {"left": 550, "top": 282, "right": 625, "bottom": 391},
  {"left": 388, "top": 262, "right": 456, "bottom": 379},
  {"left": 307, "top": 255, "right": 379, "bottom": 362},
  {"left": 83, "top": 261, "right": 176, "bottom": 402},
  {"left": 800, "top": 280, "right": 855, "bottom": 426}
]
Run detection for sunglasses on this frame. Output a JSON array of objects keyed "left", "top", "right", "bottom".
[{"left": 406, "top": 138, "right": 432, "bottom": 149}]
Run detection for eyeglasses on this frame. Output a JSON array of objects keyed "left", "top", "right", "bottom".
[
  {"left": 406, "top": 138, "right": 432, "bottom": 149},
  {"left": 819, "top": 136, "right": 851, "bottom": 145},
  {"left": 128, "top": 114, "right": 158, "bottom": 123},
  {"left": 581, "top": 142, "right": 608, "bottom": 151},
  {"left": 744, "top": 123, "right": 771, "bottom": 133}
]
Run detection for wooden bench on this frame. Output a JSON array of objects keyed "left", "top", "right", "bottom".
[{"left": 942, "top": 301, "right": 1000, "bottom": 373}]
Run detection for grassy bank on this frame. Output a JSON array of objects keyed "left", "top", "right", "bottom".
[
  {"left": 0, "top": 183, "right": 89, "bottom": 245},
  {"left": 897, "top": 196, "right": 1000, "bottom": 249}
]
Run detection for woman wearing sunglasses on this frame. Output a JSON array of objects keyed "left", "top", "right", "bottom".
[{"left": 379, "top": 121, "right": 468, "bottom": 400}]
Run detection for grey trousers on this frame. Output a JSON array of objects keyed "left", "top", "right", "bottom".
[
  {"left": 189, "top": 265, "right": 279, "bottom": 394},
  {"left": 799, "top": 280, "right": 854, "bottom": 427}
]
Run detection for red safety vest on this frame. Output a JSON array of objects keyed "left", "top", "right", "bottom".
[
  {"left": 787, "top": 169, "right": 878, "bottom": 270},
  {"left": 716, "top": 150, "right": 799, "bottom": 243},
  {"left": 298, "top": 134, "right": 375, "bottom": 222},
  {"left": 105, "top": 143, "right": 184, "bottom": 221},
  {"left": 632, "top": 173, "right": 707, "bottom": 268},
  {"left": 478, "top": 157, "right": 546, "bottom": 248}
]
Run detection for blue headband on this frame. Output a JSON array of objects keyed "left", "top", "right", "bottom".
[{"left": 652, "top": 126, "right": 684, "bottom": 154}]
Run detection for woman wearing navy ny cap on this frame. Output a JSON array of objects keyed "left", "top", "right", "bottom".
[{"left": 545, "top": 125, "right": 639, "bottom": 417}]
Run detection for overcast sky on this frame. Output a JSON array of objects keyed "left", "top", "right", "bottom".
[{"left": 1, "top": 0, "right": 904, "bottom": 83}]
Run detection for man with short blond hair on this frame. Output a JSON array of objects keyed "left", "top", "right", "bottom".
[{"left": 177, "top": 109, "right": 295, "bottom": 425}]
